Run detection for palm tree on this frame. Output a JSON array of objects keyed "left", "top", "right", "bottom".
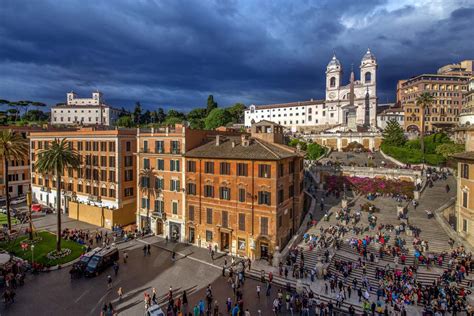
[
  {"left": 0, "top": 130, "right": 28, "bottom": 231},
  {"left": 139, "top": 168, "right": 157, "bottom": 233},
  {"left": 35, "top": 138, "right": 80, "bottom": 252},
  {"left": 416, "top": 92, "right": 434, "bottom": 161}
]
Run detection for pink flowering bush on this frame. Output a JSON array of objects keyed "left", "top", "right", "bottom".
[{"left": 325, "top": 175, "right": 414, "bottom": 198}]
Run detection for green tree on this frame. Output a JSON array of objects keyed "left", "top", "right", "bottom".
[
  {"left": 288, "top": 138, "right": 307, "bottom": 151},
  {"left": 435, "top": 143, "right": 465, "bottom": 158},
  {"left": 138, "top": 168, "right": 157, "bottom": 232},
  {"left": 306, "top": 143, "right": 326, "bottom": 160},
  {"left": 22, "top": 110, "right": 49, "bottom": 122},
  {"left": 228, "top": 103, "right": 246, "bottom": 123},
  {"left": 132, "top": 102, "right": 142, "bottom": 124},
  {"left": 204, "top": 108, "right": 231, "bottom": 130},
  {"left": 187, "top": 108, "right": 207, "bottom": 129},
  {"left": 0, "top": 130, "right": 28, "bottom": 231},
  {"left": 206, "top": 95, "right": 218, "bottom": 115},
  {"left": 115, "top": 115, "right": 134, "bottom": 128},
  {"left": 382, "top": 119, "right": 406, "bottom": 147},
  {"left": 35, "top": 138, "right": 81, "bottom": 252},
  {"left": 156, "top": 108, "right": 166, "bottom": 123},
  {"left": 416, "top": 92, "right": 434, "bottom": 157},
  {"left": 164, "top": 116, "right": 183, "bottom": 126}
]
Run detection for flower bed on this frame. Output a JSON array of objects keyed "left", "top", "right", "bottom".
[
  {"left": 46, "top": 248, "right": 72, "bottom": 260},
  {"left": 325, "top": 175, "right": 414, "bottom": 198}
]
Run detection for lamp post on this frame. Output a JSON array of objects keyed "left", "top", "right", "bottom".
[
  {"left": 27, "top": 185, "right": 33, "bottom": 240},
  {"left": 31, "top": 244, "right": 35, "bottom": 266}
]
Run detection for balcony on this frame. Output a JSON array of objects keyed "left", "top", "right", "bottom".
[
  {"left": 152, "top": 211, "right": 166, "bottom": 219},
  {"left": 140, "top": 148, "right": 149, "bottom": 153},
  {"left": 170, "top": 149, "right": 181, "bottom": 155}
]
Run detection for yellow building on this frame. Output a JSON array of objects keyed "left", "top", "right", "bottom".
[
  {"left": 30, "top": 127, "right": 137, "bottom": 229},
  {"left": 453, "top": 151, "right": 474, "bottom": 246}
]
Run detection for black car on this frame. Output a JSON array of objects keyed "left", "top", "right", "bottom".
[{"left": 84, "top": 246, "right": 119, "bottom": 277}]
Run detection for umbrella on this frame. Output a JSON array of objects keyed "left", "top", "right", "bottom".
[{"left": 31, "top": 204, "right": 42, "bottom": 212}]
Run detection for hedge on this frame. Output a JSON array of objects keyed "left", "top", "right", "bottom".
[{"left": 381, "top": 143, "right": 445, "bottom": 166}]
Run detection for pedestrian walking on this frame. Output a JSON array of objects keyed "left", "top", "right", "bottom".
[
  {"left": 107, "top": 275, "right": 113, "bottom": 289},
  {"left": 256, "top": 285, "right": 261, "bottom": 298},
  {"left": 147, "top": 244, "right": 151, "bottom": 255},
  {"left": 117, "top": 287, "right": 123, "bottom": 300},
  {"left": 152, "top": 287, "right": 158, "bottom": 305},
  {"left": 211, "top": 250, "right": 215, "bottom": 260},
  {"left": 123, "top": 251, "right": 128, "bottom": 264},
  {"left": 113, "top": 262, "right": 119, "bottom": 276},
  {"left": 143, "top": 245, "right": 147, "bottom": 256}
]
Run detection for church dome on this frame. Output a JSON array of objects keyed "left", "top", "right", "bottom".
[
  {"left": 361, "top": 48, "right": 376, "bottom": 65},
  {"left": 327, "top": 54, "right": 341, "bottom": 71}
]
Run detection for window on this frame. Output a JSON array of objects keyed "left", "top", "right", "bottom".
[
  {"left": 170, "top": 160, "right": 180, "bottom": 172},
  {"left": 222, "top": 211, "right": 228, "bottom": 228},
  {"left": 172, "top": 201, "right": 178, "bottom": 215},
  {"left": 204, "top": 185, "right": 214, "bottom": 198},
  {"left": 154, "top": 200, "right": 164, "bottom": 212},
  {"left": 239, "top": 213, "right": 245, "bottom": 231},
  {"left": 219, "top": 187, "right": 231, "bottom": 200},
  {"left": 155, "top": 141, "right": 164, "bottom": 153},
  {"left": 77, "top": 183, "right": 83, "bottom": 192},
  {"left": 141, "top": 176, "right": 150, "bottom": 188},
  {"left": 141, "top": 198, "right": 150, "bottom": 209},
  {"left": 330, "top": 77, "right": 336, "bottom": 87},
  {"left": 463, "top": 191, "right": 468, "bottom": 208},
  {"left": 278, "top": 189, "right": 284, "bottom": 204},
  {"left": 157, "top": 159, "right": 165, "bottom": 171},
  {"left": 278, "top": 164, "right": 284, "bottom": 177},
  {"left": 365, "top": 72, "right": 371, "bottom": 83},
  {"left": 171, "top": 141, "right": 180, "bottom": 154},
  {"left": 220, "top": 162, "right": 231, "bottom": 175},
  {"left": 206, "top": 230, "right": 213, "bottom": 242},
  {"left": 188, "top": 205, "right": 195, "bottom": 221},
  {"left": 101, "top": 170, "right": 107, "bottom": 181},
  {"left": 170, "top": 179, "right": 180, "bottom": 192},
  {"left": 237, "top": 163, "right": 248, "bottom": 176},
  {"left": 124, "top": 156, "right": 133, "bottom": 167},
  {"left": 187, "top": 161, "right": 196, "bottom": 172},
  {"left": 143, "top": 158, "right": 150, "bottom": 169},
  {"left": 278, "top": 215, "right": 282, "bottom": 228},
  {"left": 463, "top": 219, "right": 468, "bottom": 232},
  {"left": 289, "top": 162, "right": 295, "bottom": 174},
  {"left": 109, "top": 188, "right": 116, "bottom": 197},
  {"left": 124, "top": 170, "right": 133, "bottom": 182},
  {"left": 100, "top": 187, "right": 107, "bottom": 196},
  {"left": 289, "top": 185, "right": 294, "bottom": 198},
  {"left": 206, "top": 208, "right": 213, "bottom": 224},
  {"left": 260, "top": 217, "right": 269, "bottom": 235},
  {"left": 126, "top": 141, "right": 131, "bottom": 151},
  {"left": 109, "top": 170, "right": 115, "bottom": 182},
  {"left": 239, "top": 188, "right": 246, "bottom": 202},
  {"left": 258, "top": 164, "right": 271, "bottom": 178},
  {"left": 100, "top": 156, "right": 107, "bottom": 167},
  {"left": 187, "top": 183, "right": 196, "bottom": 195},
  {"left": 143, "top": 141, "right": 148, "bottom": 153},
  {"left": 461, "top": 163, "right": 469, "bottom": 179},
  {"left": 205, "top": 162, "right": 214, "bottom": 174},
  {"left": 124, "top": 187, "right": 134, "bottom": 197},
  {"left": 109, "top": 157, "right": 116, "bottom": 168},
  {"left": 258, "top": 191, "right": 271, "bottom": 205},
  {"left": 155, "top": 178, "right": 164, "bottom": 190},
  {"left": 100, "top": 142, "right": 107, "bottom": 152},
  {"left": 238, "top": 238, "right": 246, "bottom": 251}
]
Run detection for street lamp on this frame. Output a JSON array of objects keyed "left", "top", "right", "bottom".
[{"left": 31, "top": 244, "right": 35, "bottom": 266}]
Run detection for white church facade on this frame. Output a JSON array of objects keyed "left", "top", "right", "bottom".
[{"left": 244, "top": 49, "right": 378, "bottom": 132}]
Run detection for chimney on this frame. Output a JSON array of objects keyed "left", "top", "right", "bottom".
[
  {"left": 231, "top": 141, "right": 236, "bottom": 148},
  {"left": 241, "top": 134, "right": 249, "bottom": 147},
  {"left": 216, "top": 135, "right": 220, "bottom": 146}
]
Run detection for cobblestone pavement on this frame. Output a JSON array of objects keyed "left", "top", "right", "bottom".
[{"left": 320, "top": 151, "right": 386, "bottom": 167}]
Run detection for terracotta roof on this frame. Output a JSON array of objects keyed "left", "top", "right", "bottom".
[
  {"left": 185, "top": 136, "right": 301, "bottom": 160},
  {"left": 250, "top": 99, "right": 325, "bottom": 110},
  {"left": 452, "top": 151, "right": 474, "bottom": 161}
]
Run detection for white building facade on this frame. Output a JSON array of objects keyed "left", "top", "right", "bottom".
[
  {"left": 245, "top": 49, "right": 378, "bottom": 131},
  {"left": 51, "top": 91, "right": 121, "bottom": 126},
  {"left": 377, "top": 107, "right": 405, "bottom": 130}
]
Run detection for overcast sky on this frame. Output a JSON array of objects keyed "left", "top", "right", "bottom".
[{"left": 0, "top": 0, "right": 473, "bottom": 112}]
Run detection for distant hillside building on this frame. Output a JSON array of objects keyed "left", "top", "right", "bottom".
[
  {"left": 376, "top": 105, "right": 404, "bottom": 130},
  {"left": 51, "top": 91, "right": 121, "bottom": 126},
  {"left": 244, "top": 49, "right": 378, "bottom": 132}
]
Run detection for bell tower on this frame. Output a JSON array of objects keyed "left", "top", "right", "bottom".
[{"left": 326, "top": 54, "right": 342, "bottom": 100}]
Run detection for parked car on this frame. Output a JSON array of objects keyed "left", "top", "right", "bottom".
[
  {"left": 10, "top": 196, "right": 27, "bottom": 205},
  {"left": 84, "top": 246, "right": 119, "bottom": 277},
  {"left": 70, "top": 247, "right": 103, "bottom": 277},
  {"left": 146, "top": 305, "right": 165, "bottom": 316}
]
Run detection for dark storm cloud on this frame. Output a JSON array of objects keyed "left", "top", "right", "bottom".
[{"left": 0, "top": 0, "right": 472, "bottom": 111}]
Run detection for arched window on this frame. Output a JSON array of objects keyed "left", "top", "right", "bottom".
[
  {"left": 330, "top": 77, "right": 336, "bottom": 87},
  {"left": 365, "top": 72, "right": 372, "bottom": 83}
]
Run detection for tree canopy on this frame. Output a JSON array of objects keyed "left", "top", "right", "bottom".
[
  {"left": 204, "top": 108, "right": 232, "bottom": 130},
  {"left": 382, "top": 119, "right": 406, "bottom": 147}
]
